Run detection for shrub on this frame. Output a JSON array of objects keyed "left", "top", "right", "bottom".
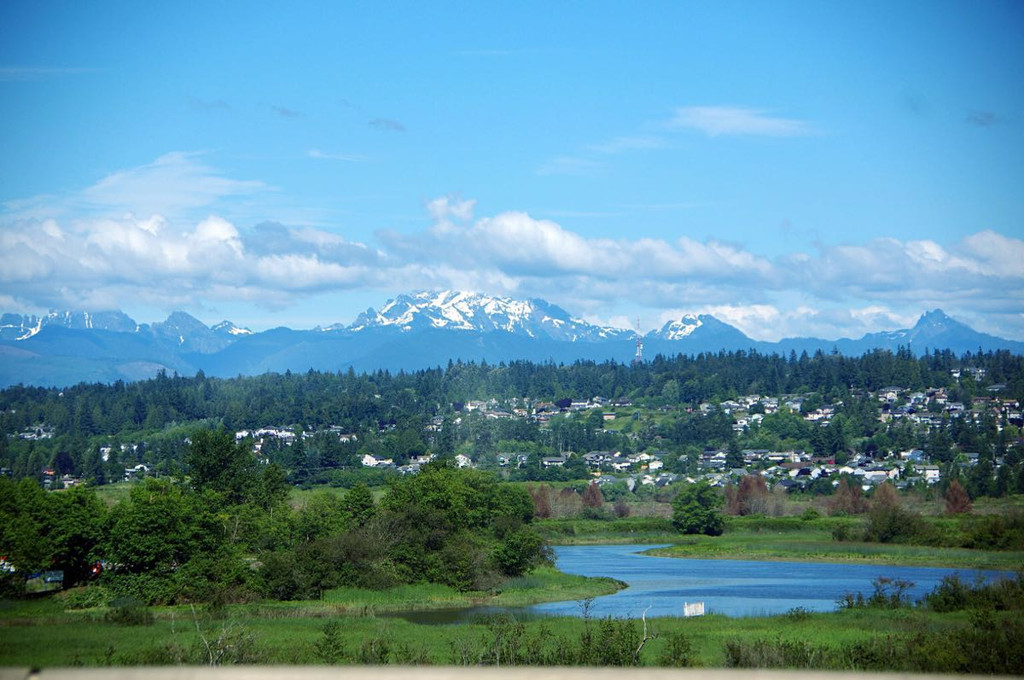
[
  {"left": 314, "top": 620, "right": 347, "bottom": 663},
  {"left": 962, "top": 512, "right": 1024, "bottom": 550},
  {"left": 783, "top": 606, "right": 812, "bottom": 622},
  {"left": 103, "top": 572, "right": 178, "bottom": 606},
  {"left": 659, "top": 632, "right": 695, "bottom": 667},
  {"left": 492, "top": 527, "right": 551, "bottom": 577},
  {"left": 573, "top": 617, "right": 642, "bottom": 666},
  {"left": 831, "top": 523, "right": 853, "bottom": 542},
  {"left": 581, "top": 482, "right": 604, "bottom": 509},
  {"left": 828, "top": 478, "right": 867, "bottom": 515},
  {"left": 104, "top": 597, "right": 154, "bottom": 626},
  {"left": 0, "top": 573, "right": 23, "bottom": 599},
  {"left": 839, "top": 577, "right": 915, "bottom": 609},
  {"left": 866, "top": 577, "right": 914, "bottom": 608},
  {"left": 528, "top": 485, "right": 553, "bottom": 519},
  {"left": 727, "top": 475, "right": 771, "bottom": 516},
  {"left": 724, "top": 638, "right": 824, "bottom": 668},
  {"left": 926, "top": 572, "right": 1024, "bottom": 612},
  {"left": 862, "top": 502, "right": 927, "bottom": 544},
  {"left": 62, "top": 585, "right": 110, "bottom": 610},
  {"left": 925, "top": 574, "right": 974, "bottom": 612},
  {"left": 944, "top": 479, "right": 972, "bottom": 514},
  {"left": 800, "top": 507, "right": 821, "bottom": 521}
]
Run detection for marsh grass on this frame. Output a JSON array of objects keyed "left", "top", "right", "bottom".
[
  {"left": 571, "top": 515, "right": 1024, "bottom": 570},
  {"left": 646, "top": 531, "right": 1024, "bottom": 570},
  {"left": 318, "top": 567, "right": 623, "bottom": 612},
  {"left": 1, "top": 595, "right": 1018, "bottom": 670},
  {"left": 535, "top": 517, "right": 677, "bottom": 544}
]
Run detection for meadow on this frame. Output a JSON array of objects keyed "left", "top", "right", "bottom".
[
  {"left": 1, "top": 589, "right": 1019, "bottom": 672},
  {"left": 5, "top": 481, "right": 1023, "bottom": 670}
]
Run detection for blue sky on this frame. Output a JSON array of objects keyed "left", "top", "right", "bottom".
[{"left": 1, "top": 0, "right": 1022, "bottom": 341}]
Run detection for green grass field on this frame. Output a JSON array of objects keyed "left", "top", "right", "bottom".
[{"left": 0, "top": 595, "right": 1002, "bottom": 668}]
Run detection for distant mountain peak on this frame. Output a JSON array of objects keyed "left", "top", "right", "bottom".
[
  {"left": 647, "top": 313, "right": 745, "bottom": 342},
  {"left": 212, "top": 320, "right": 254, "bottom": 337},
  {"left": 350, "top": 289, "right": 627, "bottom": 342},
  {"left": 652, "top": 314, "right": 704, "bottom": 340},
  {"left": 1, "top": 297, "right": 1022, "bottom": 388},
  {"left": 915, "top": 309, "right": 959, "bottom": 328},
  {"left": 0, "top": 309, "right": 138, "bottom": 341}
]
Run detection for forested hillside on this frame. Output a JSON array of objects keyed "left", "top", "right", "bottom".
[{"left": 1, "top": 347, "right": 1022, "bottom": 496}]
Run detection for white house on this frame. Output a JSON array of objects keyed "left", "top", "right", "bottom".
[{"left": 920, "top": 466, "right": 942, "bottom": 484}]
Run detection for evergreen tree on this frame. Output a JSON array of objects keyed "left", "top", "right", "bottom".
[{"left": 343, "top": 482, "right": 375, "bottom": 527}]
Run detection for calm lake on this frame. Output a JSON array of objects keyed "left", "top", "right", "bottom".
[{"left": 393, "top": 544, "right": 1005, "bottom": 623}]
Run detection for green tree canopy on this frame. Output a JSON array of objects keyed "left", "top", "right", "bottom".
[
  {"left": 186, "top": 429, "right": 258, "bottom": 505},
  {"left": 672, "top": 481, "right": 724, "bottom": 536}
]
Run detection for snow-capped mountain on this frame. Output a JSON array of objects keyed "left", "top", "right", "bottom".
[
  {"left": 149, "top": 311, "right": 240, "bottom": 354},
  {"left": 212, "top": 320, "right": 254, "bottom": 337},
  {"left": 1, "top": 297, "right": 1021, "bottom": 388},
  {"left": 0, "top": 310, "right": 138, "bottom": 341},
  {"left": 651, "top": 314, "right": 704, "bottom": 340},
  {"left": 644, "top": 313, "right": 757, "bottom": 354},
  {"left": 350, "top": 290, "right": 630, "bottom": 342}
]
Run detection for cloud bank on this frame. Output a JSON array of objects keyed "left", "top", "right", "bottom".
[{"left": 1, "top": 154, "right": 1020, "bottom": 341}]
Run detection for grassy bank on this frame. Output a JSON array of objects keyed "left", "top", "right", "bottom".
[
  {"left": 537, "top": 515, "right": 1024, "bottom": 571},
  {"left": 0, "top": 599, "right": 1017, "bottom": 670},
  {"left": 535, "top": 516, "right": 678, "bottom": 544},
  {"left": 313, "top": 567, "right": 624, "bottom": 613},
  {"left": 646, "top": 533, "right": 1024, "bottom": 571},
  {"left": 0, "top": 566, "right": 624, "bottom": 667}
]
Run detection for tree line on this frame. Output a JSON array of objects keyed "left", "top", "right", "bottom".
[{"left": 0, "top": 430, "right": 547, "bottom": 604}]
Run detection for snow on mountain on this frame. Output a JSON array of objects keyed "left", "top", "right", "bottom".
[
  {"left": 350, "top": 290, "right": 629, "bottom": 342},
  {"left": 651, "top": 314, "right": 704, "bottom": 340},
  {"left": 0, "top": 310, "right": 138, "bottom": 341},
  {"left": 212, "top": 320, "right": 254, "bottom": 337}
]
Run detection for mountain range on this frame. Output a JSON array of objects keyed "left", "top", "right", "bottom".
[{"left": 1, "top": 291, "right": 1021, "bottom": 388}]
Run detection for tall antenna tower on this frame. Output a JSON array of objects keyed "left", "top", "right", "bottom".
[{"left": 632, "top": 317, "right": 643, "bottom": 366}]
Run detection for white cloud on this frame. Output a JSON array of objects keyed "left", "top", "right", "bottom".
[
  {"left": 670, "top": 106, "right": 815, "bottom": 137},
  {"left": 79, "top": 152, "right": 267, "bottom": 217},
  {"left": 3, "top": 156, "right": 1022, "bottom": 340},
  {"left": 427, "top": 195, "right": 476, "bottom": 223},
  {"left": 961, "top": 229, "right": 1024, "bottom": 277}
]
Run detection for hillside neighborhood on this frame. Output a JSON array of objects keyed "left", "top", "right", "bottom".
[{"left": 13, "top": 363, "right": 1021, "bottom": 507}]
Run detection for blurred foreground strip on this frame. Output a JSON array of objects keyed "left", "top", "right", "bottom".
[{"left": 1, "top": 668, "right": 1012, "bottom": 680}]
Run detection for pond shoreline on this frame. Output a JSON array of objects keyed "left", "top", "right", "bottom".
[
  {"left": 641, "top": 540, "right": 1024, "bottom": 571},
  {"left": 381, "top": 543, "right": 1010, "bottom": 624}
]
